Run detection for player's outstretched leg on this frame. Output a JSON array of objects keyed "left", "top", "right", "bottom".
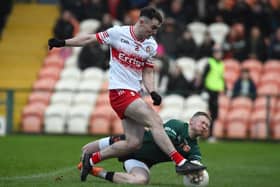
[
  {"left": 91, "top": 167, "right": 105, "bottom": 177},
  {"left": 77, "top": 162, "right": 104, "bottom": 177},
  {"left": 80, "top": 153, "right": 92, "bottom": 181},
  {"left": 176, "top": 161, "right": 206, "bottom": 175}
]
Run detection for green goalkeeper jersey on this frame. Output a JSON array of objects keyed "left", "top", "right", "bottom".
[{"left": 119, "top": 119, "right": 202, "bottom": 167}]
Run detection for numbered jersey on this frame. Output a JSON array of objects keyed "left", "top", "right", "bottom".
[{"left": 96, "top": 25, "right": 157, "bottom": 92}]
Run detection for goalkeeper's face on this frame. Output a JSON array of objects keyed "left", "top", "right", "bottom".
[{"left": 190, "top": 116, "right": 210, "bottom": 138}]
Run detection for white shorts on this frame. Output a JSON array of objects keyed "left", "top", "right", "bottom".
[{"left": 124, "top": 159, "right": 150, "bottom": 174}]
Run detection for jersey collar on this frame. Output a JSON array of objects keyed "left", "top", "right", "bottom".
[{"left": 130, "top": 26, "right": 145, "bottom": 43}]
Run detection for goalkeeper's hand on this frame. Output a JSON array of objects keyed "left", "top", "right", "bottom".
[
  {"left": 48, "top": 38, "right": 65, "bottom": 50},
  {"left": 187, "top": 160, "right": 205, "bottom": 184},
  {"left": 187, "top": 170, "right": 204, "bottom": 184}
]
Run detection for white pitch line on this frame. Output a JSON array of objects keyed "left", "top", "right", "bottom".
[{"left": 0, "top": 166, "right": 76, "bottom": 181}]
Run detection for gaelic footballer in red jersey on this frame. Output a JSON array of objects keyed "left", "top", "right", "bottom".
[{"left": 48, "top": 6, "right": 206, "bottom": 182}]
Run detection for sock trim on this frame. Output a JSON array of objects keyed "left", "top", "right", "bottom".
[
  {"left": 169, "top": 151, "right": 185, "bottom": 166},
  {"left": 92, "top": 152, "right": 101, "bottom": 164},
  {"left": 105, "top": 172, "right": 115, "bottom": 182}
]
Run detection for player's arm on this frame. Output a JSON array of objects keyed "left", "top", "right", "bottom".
[
  {"left": 165, "top": 120, "right": 203, "bottom": 160},
  {"left": 188, "top": 144, "right": 202, "bottom": 161},
  {"left": 163, "top": 120, "right": 184, "bottom": 143},
  {"left": 182, "top": 142, "right": 206, "bottom": 182},
  {"left": 65, "top": 33, "right": 97, "bottom": 46},
  {"left": 48, "top": 33, "right": 97, "bottom": 49},
  {"left": 143, "top": 67, "right": 162, "bottom": 105},
  {"left": 142, "top": 67, "right": 155, "bottom": 93},
  {"left": 186, "top": 160, "right": 207, "bottom": 184},
  {"left": 162, "top": 122, "right": 180, "bottom": 145}
]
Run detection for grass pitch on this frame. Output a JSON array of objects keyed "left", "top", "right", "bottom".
[{"left": 0, "top": 135, "right": 279, "bottom": 187}]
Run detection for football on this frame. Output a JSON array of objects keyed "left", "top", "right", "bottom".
[{"left": 183, "top": 170, "right": 209, "bottom": 187}]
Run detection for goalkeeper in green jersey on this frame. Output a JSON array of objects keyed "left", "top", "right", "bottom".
[{"left": 78, "top": 111, "right": 211, "bottom": 184}]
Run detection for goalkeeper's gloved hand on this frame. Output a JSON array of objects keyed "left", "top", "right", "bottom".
[
  {"left": 48, "top": 38, "right": 65, "bottom": 50},
  {"left": 188, "top": 160, "right": 205, "bottom": 184},
  {"left": 187, "top": 172, "right": 204, "bottom": 184},
  {"left": 150, "top": 91, "right": 162, "bottom": 106}
]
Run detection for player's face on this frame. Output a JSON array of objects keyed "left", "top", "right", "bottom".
[
  {"left": 191, "top": 116, "right": 210, "bottom": 137},
  {"left": 140, "top": 18, "right": 161, "bottom": 39}
]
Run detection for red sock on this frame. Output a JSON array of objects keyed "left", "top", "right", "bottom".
[
  {"left": 91, "top": 152, "right": 102, "bottom": 164},
  {"left": 169, "top": 151, "right": 185, "bottom": 166}
]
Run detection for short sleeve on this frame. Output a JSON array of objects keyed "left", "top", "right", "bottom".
[{"left": 95, "top": 26, "right": 119, "bottom": 45}]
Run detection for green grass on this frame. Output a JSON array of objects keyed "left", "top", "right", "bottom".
[{"left": 0, "top": 135, "right": 279, "bottom": 187}]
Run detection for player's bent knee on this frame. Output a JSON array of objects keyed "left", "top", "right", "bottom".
[
  {"left": 139, "top": 177, "right": 149, "bottom": 184},
  {"left": 133, "top": 176, "right": 149, "bottom": 184},
  {"left": 81, "top": 145, "right": 88, "bottom": 152},
  {"left": 127, "top": 175, "right": 149, "bottom": 184}
]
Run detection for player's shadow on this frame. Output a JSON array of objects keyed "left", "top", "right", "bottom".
[
  {"left": 88, "top": 179, "right": 182, "bottom": 187},
  {"left": 150, "top": 183, "right": 182, "bottom": 187}
]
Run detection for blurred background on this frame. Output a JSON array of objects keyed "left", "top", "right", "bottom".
[{"left": 0, "top": 0, "right": 280, "bottom": 142}]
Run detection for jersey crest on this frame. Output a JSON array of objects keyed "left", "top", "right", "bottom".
[
  {"left": 179, "top": 139, "right": 191, "bottom": 153},
  {"left": 182, "top": 144, "right": 191, "bottom": 153}
]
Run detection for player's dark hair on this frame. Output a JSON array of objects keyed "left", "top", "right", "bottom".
[
  {"left": 140, "top": 7, "right": 163, "bottom": 24},
  {"left": 192, "top": 111, "right": 212, "bottom": 123}
]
